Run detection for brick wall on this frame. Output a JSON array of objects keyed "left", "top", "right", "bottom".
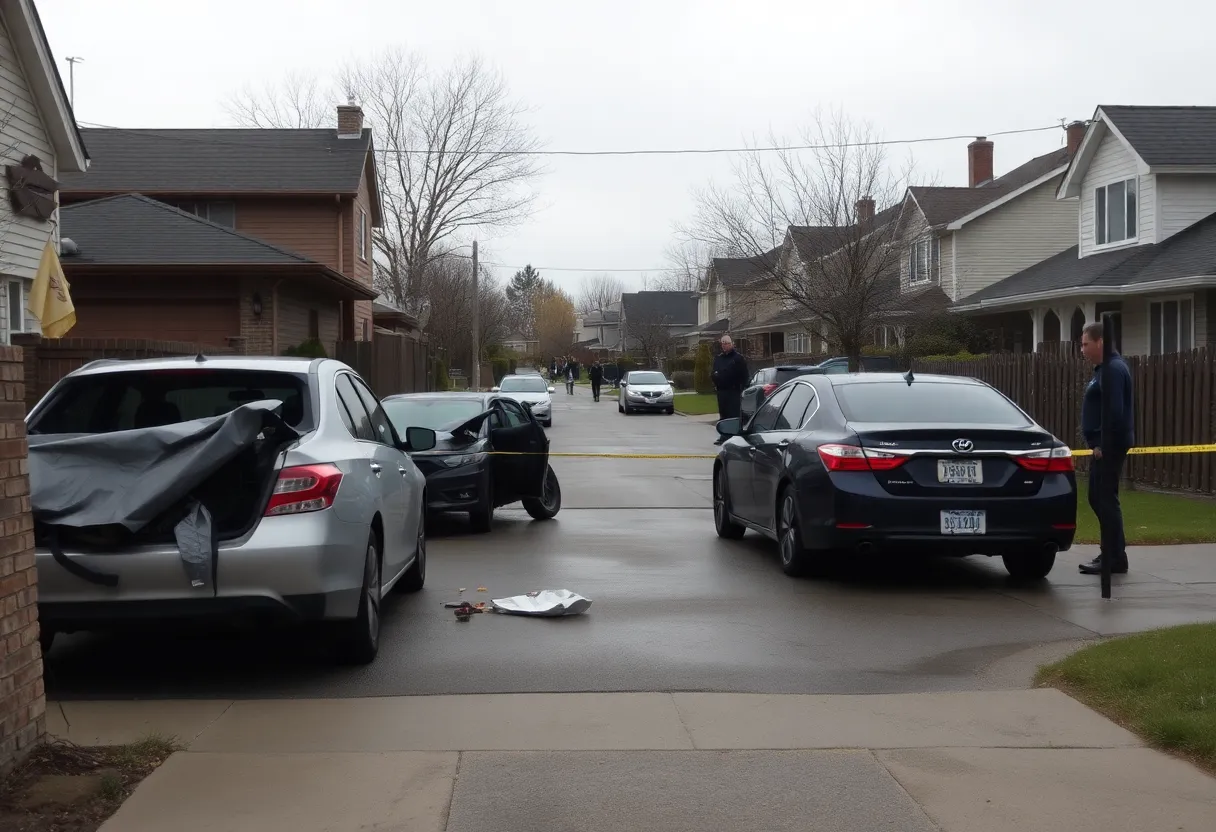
[{"left": 0, "top": 345, "right": 42, "bottom": 776}]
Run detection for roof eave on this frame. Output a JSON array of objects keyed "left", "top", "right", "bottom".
[
  {"left": 62, "top": 188, "right": 362, "bottom": 199},
  {"left": 363, "top": 133, "right": 385, "bottom": 227},
  {"left": 1059, "top": 109, "right": 1151, "bottom": 200},
  {"left": 946, "top": 165, "right": 1069, "bottom": 230},
  {"left": 952, "top": 273, "right": 1216, "bottom": 312}
]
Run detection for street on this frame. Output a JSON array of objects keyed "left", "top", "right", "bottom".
[{"left": 43, "top": 386, "right": 1216, "bottom": 700}]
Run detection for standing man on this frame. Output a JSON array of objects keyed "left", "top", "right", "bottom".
[
  {"left": 588, "top": 360, "right": 604, "bottom": 402},
  {"left": 711, "top": 335, "right": 748, "bottom": 445},
  {"left": 1078, "top": 321, "right": 1134, "bottom": 576}
]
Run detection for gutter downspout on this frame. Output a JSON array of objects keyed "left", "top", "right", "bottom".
[{"left": 336, "top": 194, "right": 346, "bottom": 338}]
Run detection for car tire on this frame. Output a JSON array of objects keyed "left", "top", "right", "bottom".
[
  {"left": 469, "top": 477, "right": 494, "bottom": 533},
  {"left": 713, "top": 466, "right": 746, "bottom": 540},
  {"left": 522, "top": 464, "right": 561, "bottom": 520},
  {"left": 776, "top": 485, "right": 830, "bottom": 578},
  {"left": 1002, "top": 549, "right": 1057, "bottom": 581},
  {"left": 336, "top": 532, "right": 381, "bottom": 665},
  {"left": 543, "top": 419, "right": 552, "bottom": 428},
  {"left": 665, "top": 407, "right": 675, "bottom": 415},
  {"left": 396, "top": 506, "right": 427, "bottom": 593}
]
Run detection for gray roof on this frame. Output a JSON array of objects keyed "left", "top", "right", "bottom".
[
  {"left": 909, "top": 147, "right": 1070, "bottom": 227},
  {"left": 620, "top": 291, "right": 698, "bottom": 325},
  {"left": 958, "top": 210, "right": 1216, "bottom": 306},
  {"left": 1100, "top": 106, "right": 1216, "bottom": 167},
  {"left": 711, "top": 249, "right": 779, "bottom": 287},
  {"left": 59, "top": 127, "right": 372, "bottom": 195},
  {"left": 582, "top": 309, "right": 621, "bottom": 325}
]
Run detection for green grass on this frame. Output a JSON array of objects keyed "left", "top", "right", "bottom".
[
  {"left": 1076, "top": 482, "right": 1216, "bottom": 545},
  {"left": 673, "top": 393, "right": 720, "bottom": 416},
  {"left": 1037, "top": 623, "right": 1216, "bottom": 773}
]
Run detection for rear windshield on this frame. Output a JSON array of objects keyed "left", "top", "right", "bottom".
[
  {"left": 499, "top": 377, "right": 549, "bottom": 393},
  {"left": 383, "top": 398, "right": 486, "bottom": 432},
  {"left": 774, "top": 368, "right": 811, "bottom": 384},
  {"left": 29, "top": 369, "right": 312, "bottom": 435},
  {"left": 834, "top": 382, "right": 1030, "bottom": 425}
]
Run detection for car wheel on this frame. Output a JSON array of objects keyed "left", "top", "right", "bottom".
[
  {"left": 666, "top": 407, "right": 675, "bottom": 415},
  {"left": 336, "top": 532, "right": 381, "bottom": 665},
  {"left": 543, "top": 419, "right": 552, "bottom": 428},
  {"left": 523, "top": 464, "right": 561, "bottom": 520},
  {"left": 1002, "top": 549, "right": 1056, "bottom": 581},
  {"left": 713, "top": 466, "right": 746, "bottom": 540},
  {"left": 470, "top": 477, "right": 494, "bottom": 533},
  {"left": 396, "top": 506, "right": 427, "bottom": 593},
  {"left": 776, "top": 485, "right": 829, "bottom": 577}
]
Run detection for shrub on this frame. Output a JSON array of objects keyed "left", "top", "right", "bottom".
[
  {"left": 433, "top": 358, "right": 450, "bottom": 391},
  {"left": 283, "top": 338, "right": 327, "bottom": 358},
  {"left": 491, "top": 358, "right": 511, "bottom": 383},
  {"left": 617, "top": 357, "right": 638, "bottom": 374},
  {"left": 693, "top": 342, "right": 714, "bottom": 394},
  {"left": 671, "top": 370, "right": 695, "bottom": 390},
  {"left": 668, "top": 356, "right": 696, "bottom": 373}
]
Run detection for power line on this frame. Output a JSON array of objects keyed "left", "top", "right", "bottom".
[
  {"left": 74, "top": 120, "right": 1061, "bottom": 157},
  {"left": 446, "top": 251, "right": 675, "bottom": 272}
]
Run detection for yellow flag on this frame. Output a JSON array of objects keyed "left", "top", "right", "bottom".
[{"left": 29, "top": 238, "right": 75, "bottom": 338}]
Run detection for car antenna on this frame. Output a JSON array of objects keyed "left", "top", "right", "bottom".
[
  {"left": 194, "top": 352, "right": 206, "bottom": 363},
  {"left": 903, "top": 368, "right": 915, "bottom": 386}
]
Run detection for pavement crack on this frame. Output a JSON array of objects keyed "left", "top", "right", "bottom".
[
  {"left": 869, "top": 749, "right": 946, "bottom": 831},
  {"left": 669, "top": 693, "right": 699, "bottom": 750}
]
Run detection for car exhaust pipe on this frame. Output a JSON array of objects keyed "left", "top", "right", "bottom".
[{"left": 856, "top": 541, "right": 874, "bottom": 555}]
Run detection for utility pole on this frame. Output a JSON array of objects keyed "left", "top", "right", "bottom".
[
  {"left": 470, "top": 240, "right": 480, "bottom": 391},
  {"left": 65, "top": 57, "right": 84, "bottom": 112}
]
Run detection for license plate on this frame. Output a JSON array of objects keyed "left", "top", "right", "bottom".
[
  {"left": 941, "top": 510, "right": 986, "bottom": 535},
  {"left": 937, "top": 459, "right": 983, "bottom": 484}
]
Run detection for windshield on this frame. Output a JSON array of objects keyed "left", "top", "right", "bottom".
[
  {"left": 499, "top": 376, "right": 549, "bottom": 393},
  {"left": 382, "top": 398, "right": 486, "bottom": 431},
  {"left": 29, "top": 369, "right": 312, "bottom": 435},
  {"left": 627, "top": 372, "right": 667, "bottom": 385},
  {"left": 834, "top": 382, "right": 1030, "bottom": 425}
]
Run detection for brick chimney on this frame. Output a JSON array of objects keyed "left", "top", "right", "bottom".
[
  {"left": 855, "top": 196, "right": 876, "bottom": 225},
  {"left": 1066, "top": 120, "right": 1087, "bottom": 156},
  {"left": 337, "top": 99, "right": 364, "bottom": 139},
  {"left": 967, "top": 137, "right": 994, "bottom": 187}
]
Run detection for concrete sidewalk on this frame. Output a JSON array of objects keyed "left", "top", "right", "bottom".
[{"left": 48, "top": 690, "right": 1216, "bottom": 832}]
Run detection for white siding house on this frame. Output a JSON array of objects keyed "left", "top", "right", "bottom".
[{"left": 0, "top": 0, "right": 88, "bottom": 344}]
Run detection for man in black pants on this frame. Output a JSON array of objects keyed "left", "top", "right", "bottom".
[
  {"left": 1078, "top": 321, "right": 1134, "bottom": 575},
  {"left": 588, "top": 361, "right": 604, "bottom": 402},
  {"left": 711, "top": 335, "right": 748, "bottom": 445}
]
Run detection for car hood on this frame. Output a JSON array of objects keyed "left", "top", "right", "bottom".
[
  {"left": 500, "top": 391, "right": 550, "bottom": 405},
  {"left": 626, "top": 384, "right": 672, "bottom": 393}
]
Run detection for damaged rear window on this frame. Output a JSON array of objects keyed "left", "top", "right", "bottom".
[{"left": 29, "top": 369, "right": 313, "bottom": 435}]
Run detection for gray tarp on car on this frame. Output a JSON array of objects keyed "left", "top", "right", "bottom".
[{"left": 28, "top": 400, "right": 297, "bottom": 587}]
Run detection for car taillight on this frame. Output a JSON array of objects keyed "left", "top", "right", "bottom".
[
  {"left": 1015, "top": 446, "right": 1074, "bottom": 473},
  {"left": 817, "top": 443, "right": 908, "bottom": 472},
  {"left": 265, "top": 464, "right": 344, "bottom": 516},
  {"left": 762, "top": 383, "right": 778, "bottom": 396}
]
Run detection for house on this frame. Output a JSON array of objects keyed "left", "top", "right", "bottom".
[
  {"left": 0, "top": 0, "right": 88, "bottom": 345},
  {"left": 502, "top": 333, "right": 539, "bottom": 354},
  {"left": 372, "top": 298, "right": 423, "bottom": 338},
  {"left": 686, "top": 250, "right": 777, "bottom": 350},
  {"left": 575, "top": 302, "right": 621, "bottom": 352},
  {"left": 56, "top": 102, "right": 383, "bottom": 352},
  {"left": 619, "top": 290, "right": 698, "bottom": 359},
  {"left": 953, "top": 106, "right": 1216, "bottom": 355}
]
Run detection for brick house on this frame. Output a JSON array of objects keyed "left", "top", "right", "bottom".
[{"left": 56, "top": 104, "right": 383, "bottom": 354}]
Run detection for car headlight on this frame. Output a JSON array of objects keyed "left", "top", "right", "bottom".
[
  {"left": 443, "top": 451, "right": 488, "bottom": 468},
  {"left": 660, "top": 388, "right": 674, "bottom": 399}
]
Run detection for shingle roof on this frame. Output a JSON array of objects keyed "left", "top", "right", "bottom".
[
  {"left": 59, "top": 127, "right": 372, "bottom": 195},
  {"left": 620, "top": 291, "right": 698, "bottom": 325},
  {"left": 1100, "top": 106, "right": 1216, "bottom": 166},
  {"left": 909, "top": 147, "right": 1070, "bottom": 227},
  {"left": 957, "top": 210, "right": 1216, "bottom": 306},
  {"left": 711, "top": 248, "right": 780, "bottom": 287}
]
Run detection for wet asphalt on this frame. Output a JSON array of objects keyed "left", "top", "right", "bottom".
[{"left": 44, "top": 381, "right": 1216, "bottom": 700}]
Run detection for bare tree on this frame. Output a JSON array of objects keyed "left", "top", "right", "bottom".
[
  {"left": 653, "top": 240, "right": 712, "bottom": 292},
  {"left": 576, "top": 273, "right": 624, "bottom": 314},
  {"left": 624, "top": 308, "right": 678, "bottom": 368},
  {"left": 225, "top": 71, "right": 336, "bottom": 129},
  {"left": 419, "top": 252, "right": 512, "bottom": 371},
  {"left": 681, "top": 109, "right": 915, "bottom": 368}
]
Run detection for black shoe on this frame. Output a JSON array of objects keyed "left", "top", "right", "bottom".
[{"left": 1078, "top": 557, "right": 1128, "bottom": 575}]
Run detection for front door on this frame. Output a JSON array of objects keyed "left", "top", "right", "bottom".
[
  {"left": 750, "top": 383, "right": 816, "bottom": 530},
  {"left": 348, "top": 375, "right": 412, "bottom": 576},
  {"left": 489, "top": 399, "right": 548, "bottom": 504},
  {"left": 736, "top": 385, "right": 792, "bottom": 525}
]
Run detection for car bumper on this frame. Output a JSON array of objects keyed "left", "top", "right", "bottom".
[
  {"left": 421, "top": 463, "right": 490, "bottom": 511},
  {"left": 799, "top": 474, "right": 1078, "bottom": 555},
  {"left": 37, "top": 510, "right": 371, "bottom": 627},
  {"left": 624, "top": 398, "right": 674, "bottom": 410}
]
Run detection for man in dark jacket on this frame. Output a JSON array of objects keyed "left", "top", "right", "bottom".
[
  {"left": 588, "top": 361, "right": 604, "bottom": 402},
  {"left": 1078, "top": 321, "right": 1135, "bottom": 575},
  {"left": 711, "top": 335, "right": 748, "bottom": 445}
]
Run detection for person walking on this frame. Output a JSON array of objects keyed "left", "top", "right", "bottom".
[
  {"left": 1078, "top": 321, "right": 1134, "bottom": 576},
  {"left": 589, "top": 361, "right": 604, "bottom": 402},
  {"left": 565, "top": 362, "right": 575, "bottom": 395},
  {"left": 711, "top": 335, "right": 748, "bottom": 445}
]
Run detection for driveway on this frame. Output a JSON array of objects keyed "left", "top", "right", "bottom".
[{"left": 43, "top": 386, "right": 1216, "bottom": 699}]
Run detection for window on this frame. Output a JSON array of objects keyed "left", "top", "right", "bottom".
[
  {"left": 498, "top": 399, "right": 529, "bottom": 427},
  {"left": 908, "top": 237, "right": 939, "bottom": 284},
  {"left": 167, "top": 201, "right": 236, "bottom": 228},
  {"left": 750, "top": 386, "right": 793, "bottom": 432},
  {"left": 357, "top": 208, "right": 368, "bottom": 260},
  {"left": 1148, "top": 297, "right": 1194, "bottom": 355},
  {"left": 350, "top": 375, "right": 396, "bottom": 445},
  {"left": 786, "top": 332, "right": 809, "bottom": 353},
  {"left": 500, "top": 376, "right": 550, "bottom": 393},
  {"left": 773, "top": 383, "right": 816, "bottom": 431},
  {"left": 383, "top": 398, "right": 486, "bottom": 432},
  {"left": 1095, "top": 303, "right": 1123, "bottom": 354},
  {"left": 834, "top": 382, "right": 1030, "bottom": 425},
  {"left": 335, "top": 373, "right": 376, "bottom": 441},
  {"left": 7, "top": 280, "right": 25, "bottom": 337},
  {"left": 1094, "top": 178, "right": 1137, "bottom": 245}
]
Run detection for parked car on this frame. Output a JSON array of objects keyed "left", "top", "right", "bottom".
[
  {"left": 492, "top": 373, "right": 555, "bottom": 427},
  {"left": 740, "top": 356, "right": 901, "bottom": 421},
  {"left": 618, "top": 370, "right": 676, "bottom": 415},
  {"left": 381, "top": 392, "right": 562, "bottom": 533},
  {"left": 713, "top": 373, "right": 1077, "bottom": 580},
  {"left": 26, "top": 357, "right": 434, "bottom": 665}
]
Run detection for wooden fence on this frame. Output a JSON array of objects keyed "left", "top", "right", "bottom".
[
  {"left": 913, "top": 348, "right": 1216, "bottom": 493},
  {"left": 334, "top": 333, "right": 432, "bottom": 397}
]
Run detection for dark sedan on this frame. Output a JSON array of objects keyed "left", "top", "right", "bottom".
[
  {"left": 381, "top": 392, "right": 561, "bottom": 532},
  {"left": 713, "top": 373, "right": 1077, "bottom": 580}
]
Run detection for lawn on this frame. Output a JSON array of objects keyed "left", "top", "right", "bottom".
[
  {"left": 1037, "top": 623, "right": 1216, "bottom": 773},
  {"left": 1076, "top": 482, "right": 1216, "bottom": 545},
  {"left": 673, "top": 393, "right": 720, "bottom": 416}
]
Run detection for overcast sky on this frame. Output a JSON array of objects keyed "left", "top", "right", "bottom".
[{"left": 41, "top": 0, "right": 1216, "bottom": 296}]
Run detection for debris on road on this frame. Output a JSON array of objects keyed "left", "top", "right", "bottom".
[
  {"left": 477, "top": 586, "right": 488, "bottom": 592},
  {"left": 452, "top": 601, "right": 488, "bottom": 622},
  {"left": 491, "top": 589, "right": 592, "bottom": 617}
]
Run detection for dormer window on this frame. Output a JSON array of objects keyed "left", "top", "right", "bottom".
[
  {"left": 909, "top": 236, "right": 938, "bottom": 284},
  {"left": 1095, "top": 177, "right": 1137, "bottom": 245}
]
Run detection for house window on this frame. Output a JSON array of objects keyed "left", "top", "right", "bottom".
[
  {"left": 6, "top": 280, "right": 24, "bottom": 339},
  {"left": 168, "top": 201, "right": 236, "bottom": 228},
  {"left": 909, "top": 237, "right": 939, "bottom": 284},
  {"left": 357, "top": 209, "right": 368, "bottom": 261},
  {"left": 786, "top": 332, "right": 808, "bottom": 353},
  {"left": 1094, "top": 178, "right": 1137, "bottom": 246},
  {"left": 1148, "top": 296, "right": 1193, "bottom": 355}
]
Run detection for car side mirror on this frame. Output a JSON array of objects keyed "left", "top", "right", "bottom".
[
  {"left": 403, "top": 426, "right": 436, "bottom": 452},
  {"left": 547, "top": 386, "right": 555, "bottom": 393},
  {"left": 620, "top": 381, "right": 627, "bottom": 387},
  {"left": 490, "top": 386, "right": 501, "bottom": 392},
  {"left": 716, "top": 417, "right": 742, "bottom": 438}
]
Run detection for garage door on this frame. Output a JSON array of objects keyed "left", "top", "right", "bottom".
[{"left": 72, "top": 300, "right": 240, "bottom": 348}]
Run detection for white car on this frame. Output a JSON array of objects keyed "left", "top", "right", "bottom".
[
  {"left": 492, "top": 374, "right": 556, "bottom": 427},
  {"left": 618, "top": 370, "right": 676, "bottom": 415}
]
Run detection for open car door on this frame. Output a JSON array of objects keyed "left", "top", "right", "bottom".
[{"left": 488, "top": 398, "right": 549, "bottom": 503}]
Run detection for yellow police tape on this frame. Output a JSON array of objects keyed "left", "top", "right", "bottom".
[{"left": 486, "top": 444, "right": 1216, "bottom": 460}]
